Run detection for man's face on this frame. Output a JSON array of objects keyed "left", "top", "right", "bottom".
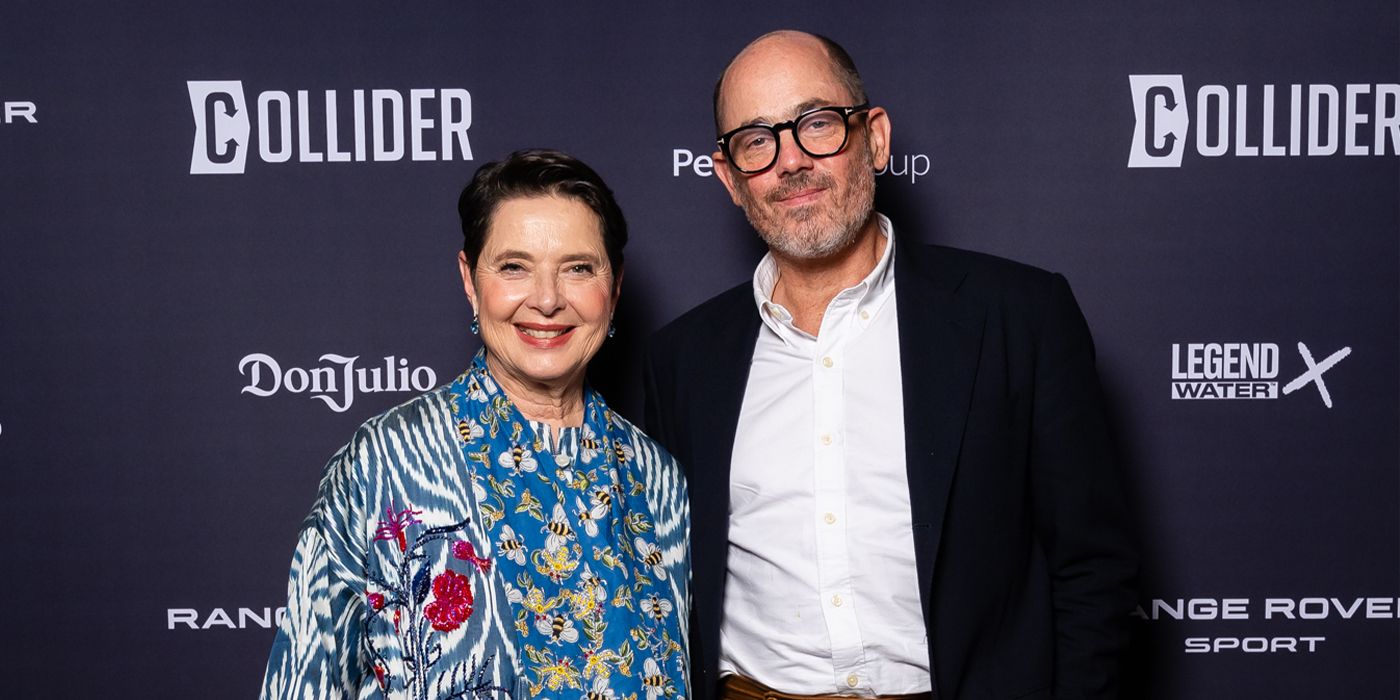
[{"left": 713, "top": 36, "right": 890, "bottom": 261}]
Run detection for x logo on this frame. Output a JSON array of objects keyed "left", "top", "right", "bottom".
[{"left": 1281, "top": 342, "right": 1351, "bottom": 408}]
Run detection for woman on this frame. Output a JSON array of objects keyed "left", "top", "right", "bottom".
[{"left": 261, "top": 150, "right": 689, "bottom": 700}]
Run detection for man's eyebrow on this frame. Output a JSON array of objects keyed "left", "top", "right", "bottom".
[{"left": 735, "top": 98, "right": 837, "bottom": 129}]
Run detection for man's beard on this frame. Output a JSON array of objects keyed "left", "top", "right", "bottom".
[{"left": 735, "top": 146, "right": 877, "bottom": 260}]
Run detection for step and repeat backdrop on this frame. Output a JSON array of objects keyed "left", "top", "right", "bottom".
[{"left": 1, "top": 2, "right": 1396, "bottom": 697}]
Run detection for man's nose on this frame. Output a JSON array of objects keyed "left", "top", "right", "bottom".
[{"left": 773, "top": 127, "right": 814, "bottom": 175}]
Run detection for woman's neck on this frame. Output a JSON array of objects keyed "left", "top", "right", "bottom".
[{"left": 484, "top": 352, "right": 586, "bottom": 433}]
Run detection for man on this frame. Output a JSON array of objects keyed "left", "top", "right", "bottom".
[{"left": 644, "top": 30, "right": 1137, "bottom": 700}]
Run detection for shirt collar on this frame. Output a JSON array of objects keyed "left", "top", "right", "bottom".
[{"left": 752, "top": 213, "right": 897, "bottom": 337}]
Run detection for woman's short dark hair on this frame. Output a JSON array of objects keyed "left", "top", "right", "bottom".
[{"left": 458, "top": 149, "right": 627, "bottom": 278}]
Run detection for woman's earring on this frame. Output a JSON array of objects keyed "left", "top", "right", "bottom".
[
  {"left": 607, "top": 321, "right": 616, "bottom": 338},
  {"left": 470, "top": 314, "right": 480, "bottom": 335}
]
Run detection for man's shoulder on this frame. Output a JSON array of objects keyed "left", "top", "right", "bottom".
[
  {"left": 907, "top": 242, "right": 1054, "bottom": 285},
  {"left": 904, "top": 242, "right": 1065, "bottom": 306}
]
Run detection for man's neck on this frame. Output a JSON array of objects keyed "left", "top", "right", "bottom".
[{"left": 770, "top": 217, "right": 886, "bottom": 336}]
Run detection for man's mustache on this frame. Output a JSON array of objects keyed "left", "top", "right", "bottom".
[{"left": 766, "top": 172, "right": 835, "bottom": 203}]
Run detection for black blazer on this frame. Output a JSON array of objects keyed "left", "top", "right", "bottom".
[{"left": 643, "top": 240, "right": 1137, "bottom": 700}]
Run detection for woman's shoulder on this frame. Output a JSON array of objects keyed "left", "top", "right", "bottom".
[
  {"left": 354, "top": 382, "right": 458, "bottom": 441},
  {"left": 316, "top": 382, "right": 462, "bottom": 491},
  {"left": 610, "top": 409, "right": 668, "bottom": 456}
]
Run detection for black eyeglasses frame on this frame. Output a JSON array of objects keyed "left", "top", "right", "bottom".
[{"left": 716, "top": 103, "right": 872, "bottom": 174}]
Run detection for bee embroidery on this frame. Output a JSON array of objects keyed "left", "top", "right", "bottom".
[
  {"left": 590, "top": 487, "right": 613, "bottom": 513},
  {"left": 574, "top": 496, "right": 607, "bottom": 537},
  {"left": 536, "top": 613, "right": 580, "bottom": 645},
  {"left": 457, "top": 418, "right": 484, "bottom": 443},
  {"left": 584, "top": 675, "right": 616, "bottom": 700},
  {"left": 464, "top": 376, "right": 489, "bottom": 402},
  {"left": 543, "top": 503, "right": 576, "bottom": 552},
  {"left": 498, "top": 443, "right": 538, "bottom": 475},
  {"left": 612, "top": 439, "right": 635, "bottom": 465},
  {"left": 640, "top": 593, "right": 673, "bottom": 623},
  {"left": 579, "top": 425, "right": 604, "bottom": 463},
  {"left": 641, "top": 658, "right": 670, "bottom": 700},
  {"left": 498, "top": 524, "right": 526, "bottom": 565},
  {"left": 634, "top": 537, "right": 667, "bottom": 580}
]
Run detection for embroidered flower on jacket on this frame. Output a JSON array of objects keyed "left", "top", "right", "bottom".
[
  {"left": 453, "top": 540, "right": 493, "bottom": 573},
  {"left": 424, "top": 569, "right": 475, "bottom": 632},
  {"left": 373, "top": 502, "right": 423, "bottom": 552},
  {"left": 367, "top": 591, "right": 386, "bottom": 611}
]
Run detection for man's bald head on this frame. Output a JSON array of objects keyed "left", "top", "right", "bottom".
[{"left": 712, "top": 30, "right": 867, "bottom": 134}]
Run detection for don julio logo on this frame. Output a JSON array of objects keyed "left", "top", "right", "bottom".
[
  {"left": 1129, "top": 75, "right": 1400, "bottom": 167},
  {"left": 239, "top": 353, "right": 438, "bottom": 413},
  {"left": 1170, "top": 341, "right": 1351, "bottom": 408},
  {"left": 188, "top": 80, "right": 473, "bottom": 174}
]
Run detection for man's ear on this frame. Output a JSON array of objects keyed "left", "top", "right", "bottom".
[
  {"left": 712, "top": 151, "right": 744, "bottom": 206},
  {"left": 864, "top": 106, "right": 892, "bottom": 171}
]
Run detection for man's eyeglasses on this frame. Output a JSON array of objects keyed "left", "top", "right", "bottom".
[{"left": 717, "top": 103, "right": 871, "bottom": 174}]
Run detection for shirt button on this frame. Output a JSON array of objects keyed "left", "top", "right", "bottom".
[
  {"left": 554, "top": 454, "right": 571, "bottom": 467},
  {"left": 846, "top": 674, "right": 859, "bottom": 688},
  {"left": 823, "top": 512, "right": 836, "bottom": 524},
  {"left": 860, "top": 309, "right": 870, "bottom": 321},
  {"left": 831, "top": 594, "right": 843, "bottom": 607},
  {"left": 820, "top": 434, "right": 833, "bottom": 446},
  {"left": 821, "top": 356, "right": 834, "bottom": 368}
]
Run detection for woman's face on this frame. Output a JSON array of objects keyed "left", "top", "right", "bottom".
[{"left": 459, "top": 195, "right": 619, "bottom": 394}]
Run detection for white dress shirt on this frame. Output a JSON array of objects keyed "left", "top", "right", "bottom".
[{"left": 719, "top": 216, "right": 930, "bottom": 696}]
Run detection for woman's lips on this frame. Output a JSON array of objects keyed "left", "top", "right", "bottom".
[{"left": 515, "top": 323, "right": 575, "bottom": 348}]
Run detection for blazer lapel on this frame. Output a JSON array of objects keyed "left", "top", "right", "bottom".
[
  {"left": 895, "top": 243, "right": 986, "bottom": 614},
  {"left": 686, "top": 289, "right": 761, "bottom": 661},
  {"left": 690, "top": 300, "right": 760, "bottom": 528}
]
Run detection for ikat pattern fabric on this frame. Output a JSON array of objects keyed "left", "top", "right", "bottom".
[{"left": 260, "top": 352, "right": 689, "bottom": 700}]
